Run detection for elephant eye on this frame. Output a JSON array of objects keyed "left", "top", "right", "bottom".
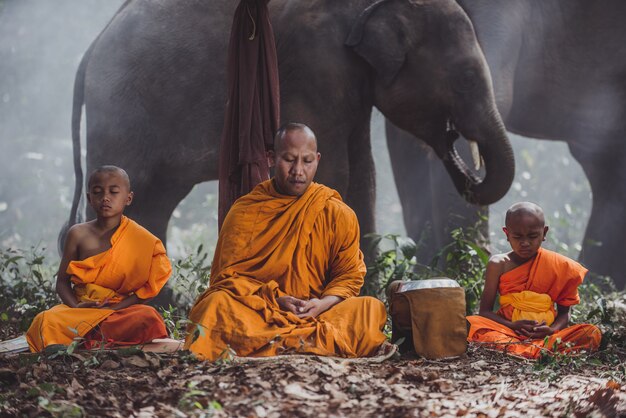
[{"left": 453, "top": 69, "right": 478, "bottom": 92}]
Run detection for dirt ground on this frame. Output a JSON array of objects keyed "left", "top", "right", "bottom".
[{"left": 0, "top": 344, "right": 624, "bottom": 418}]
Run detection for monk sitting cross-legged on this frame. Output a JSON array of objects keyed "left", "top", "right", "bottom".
[
  {"left": 184, "top": 123, "right": 387, "bottom": 360},
  {"left": 467, "top": 202, "right": 601, "bottom": 359},
  {"left": 26, "top": 165, "right": 172, "bottom": 352}
]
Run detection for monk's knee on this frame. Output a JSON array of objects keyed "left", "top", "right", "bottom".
[
  {"left": 348, "top": 296, "right": 387, "bottom": 327},
  {"left": 203, "top": 290, "right": 233, "bottom": 309},
  {"left": 189, "top": 290, "right": 233, "bottom": 324},
  {"left": 358, "top": 296, "right": 386, "bottom": 313}
]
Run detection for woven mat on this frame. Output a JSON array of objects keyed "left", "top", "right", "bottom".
[{"left": 231, "top": 341, "right": 398, "bottom": 364}]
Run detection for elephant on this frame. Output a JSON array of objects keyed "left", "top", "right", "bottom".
[
  {"left": 69, "top": 0, "right": 515, "bottom": 293},
  {"left": 386, "top": 0, "right": 626, "bottom": 289}
]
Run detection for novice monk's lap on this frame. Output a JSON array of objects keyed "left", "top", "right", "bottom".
[
  {"left": 27, "top": 305, "right": 115, "bottom": 351},
  {"left": 27, "top": 304, "right": 167, "bottom": 351},
  {"left": 468, "top": 315, "right": 601, "bottom": 359},
  {"left": 186, "top": 290, "right": 386, "bottom": 360},
  {"left": 85, "top": 304, "right": 167, "bottom": 347}
]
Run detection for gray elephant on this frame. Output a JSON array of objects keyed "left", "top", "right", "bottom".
[
  {"left": 70, "top": 0, "right": 514, "bottom": 287},
  {"left": 387, "top": 0, "right": 626, "bottom": 288}
]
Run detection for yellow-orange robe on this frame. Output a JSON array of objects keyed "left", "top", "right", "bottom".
[
  {"left": 26, "top": 216, "right": 172, "bottom": 352},
  {"left": 467, "top": 248, "right": 601, "bottom": 359},
  {"left": 185, "top": 181, "right": 387, "bottom": 360}
]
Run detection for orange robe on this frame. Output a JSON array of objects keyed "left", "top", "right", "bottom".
[
  {"left": 26, "top": 216, "right": 172, "bottom": 352},
  {"left": 467, "top": 248, "right": 601, "bottom": 359},
  {"left": 185, "top": 181, "right": 387, "bottom": 360}
]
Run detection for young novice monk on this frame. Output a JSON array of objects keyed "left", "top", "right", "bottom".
[
  {"left": 26, "top": 165, "right": 172, "bottom": 352},
  {"left": 467, "top": 202, "right": 601, "bottom": 359}
]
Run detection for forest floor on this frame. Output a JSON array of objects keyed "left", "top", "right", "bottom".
[{"left": 0, "top": 343, "right": 624, "bottom": 418}]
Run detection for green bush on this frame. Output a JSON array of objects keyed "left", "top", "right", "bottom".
[{"left": 0, "top": 246, "right": 58, "bottom": 336}]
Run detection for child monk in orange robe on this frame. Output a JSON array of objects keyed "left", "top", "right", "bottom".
[
  {"left": 26, "top": 166, "right": 171, "bottom": 352},
  {"left": 467, "top": 202, "right": 601, "bottom": 359},
  {"left": 185, "top": 123, "right": 387, "bottom": 360}
]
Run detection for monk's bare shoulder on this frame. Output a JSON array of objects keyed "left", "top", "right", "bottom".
[
  {"left": 65, "top": 221, "right": 103, "bottom": 259},
  {"left": 488, "top": 252, "right": 519, "bottom": 275},
  {"left": 66, "top": 222, "right": 93, "bottom": 244}
]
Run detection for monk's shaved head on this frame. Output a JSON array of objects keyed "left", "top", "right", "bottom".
[
  {"left": 88, "top": 165, "right": 131, "bottom": 190},
  {"left": 505, "top": 201, "right": 545, "bottom": 228},
  {"left": 274, "top": 122, "right": 317, "bottom": 153}
]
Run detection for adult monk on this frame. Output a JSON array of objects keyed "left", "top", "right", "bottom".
[
  {"left": 185, "top": 123, "right": 387, "bottom": 360},
  {"left": 467, "top": 202, "right": 601, "bottom": 359},
  {"left": 26, "top": 166, "right": 171, "bottom": 352}
]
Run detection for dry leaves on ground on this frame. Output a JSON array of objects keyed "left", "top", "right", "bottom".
[{"left": 0, "top": 345, "right": 624, "bottom": 417}]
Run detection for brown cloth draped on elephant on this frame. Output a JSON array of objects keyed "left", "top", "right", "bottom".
[
  {"left": 69, "top": 0, "right": 514, "bottom": 292},
  {"left": 387, "top": 0, "right": 626, "bottom": 289}
]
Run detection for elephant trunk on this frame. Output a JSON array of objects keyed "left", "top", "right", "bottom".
[{"left": 443, "top": 109, "right": 515, "bottom": 205}]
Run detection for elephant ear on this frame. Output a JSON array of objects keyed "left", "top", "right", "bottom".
[{"left": 346, "top": 0, "right": 419, "bottom": 86}]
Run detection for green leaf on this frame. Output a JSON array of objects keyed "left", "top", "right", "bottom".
[
  {"left": 397, "top": 236, "right": 417, "bottom": 260},
  {"left": 66, "top": 342, "right": 77, "bottom": 355}
]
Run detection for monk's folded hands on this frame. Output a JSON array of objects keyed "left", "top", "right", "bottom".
[
  {"left": 296, "top": 296, "right": 342, "bottom": 318},
  {"left": 276, "top": 296, "right": 308, "bottom": 315},
  {"left": 525, "top": 324, "right": 555, "bottom": 339},
  {"left": 510, "top": 319, "right": 539, "bottom": 337}
]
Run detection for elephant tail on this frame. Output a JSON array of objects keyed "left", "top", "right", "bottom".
[
  {"left": 68, "top": 48, "right": 89, "bottom": 229},
  {"left": 68, "top": 0, "right": 133, "bottom": 230}
]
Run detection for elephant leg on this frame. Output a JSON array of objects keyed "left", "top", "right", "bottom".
[
  {"left": 344, "top": 117, "right": 379, "bottom": 295},
  {"left": 345, "top": 116, "right": 376, "bottom": 245},
  {"left": 569, "top": 142, "right": 626, "bottom": 290},
  {"left": 386, "top": 122, "right": 487, "bottom": 266}
]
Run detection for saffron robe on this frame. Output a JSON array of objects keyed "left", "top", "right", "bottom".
[
  {"left": 26, "top": 216, "right": 171, "bottom": 352},
  {"left": 467, "top": 248, "right": 601, "bottom": 359},
  {"left": 185, "top": 181, "right": 387, "bottom": 360}
]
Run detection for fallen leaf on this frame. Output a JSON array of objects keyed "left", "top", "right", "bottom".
[
  {"left": 100, "top": 359, "right": 120, "bottom": 370},
  {"left": 121, "top": 356, "right": 151, "bottom": 368},
  {"left": 284, "top": 383, "right": 327, "bottom": 400}
]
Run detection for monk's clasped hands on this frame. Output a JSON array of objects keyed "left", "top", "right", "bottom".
[
  {"left": 512, "top": 319, "right": 555, "bottom": 340},
  {"left": 74, "top": 299, "right": 111, "bottom": 309},
  {"left": 276, "top": 295, "right": 342, "bottom": 318}
]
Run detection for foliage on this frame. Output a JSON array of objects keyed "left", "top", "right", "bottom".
[
  {"left": 533, "top": 334, "right": 625, "bottom": 383},
  {"left": 428, "top": 224, "right": 490, "bottom": 315},
  {"left": 366, "top": 221, "right": 489, "bottom": 315},
  {"left": 574, "top": 278, "right": 626, "bottom": 351},
  {"left": 0, "top": 246, "right": 57, "bottom": 336},
  {"left": 169, "top": 243, "right": 211, "bottom": 307},
  {"left": 161, "top": 244, "right": 212, "bottom": 339},
  {"left": 364, "top": 233, "right": 419, "bottom": 299}
]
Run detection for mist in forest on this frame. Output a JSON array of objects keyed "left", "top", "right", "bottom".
[{"left": 0, "top": 0, "right": 591, "bottom": 263}]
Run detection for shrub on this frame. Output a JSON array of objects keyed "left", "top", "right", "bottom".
[{"left": 0, "top": 246, "right": 58, "bottom": 337}]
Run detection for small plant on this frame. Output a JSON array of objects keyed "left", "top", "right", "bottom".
[
  {"left": 160, "top": 304, "right": 193, "bottom": 340},
  {"left": 38, "top": 396, "right": 84, "bottom": 418},
  {"left": 215, "top": 345, "right": 237, "bottom": 365},
  {"left": 169, "top": 244, "right": 211, "bottom": 307},
  {"left": 178, "top": 381, "right": 223, "bottom": 417}
]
